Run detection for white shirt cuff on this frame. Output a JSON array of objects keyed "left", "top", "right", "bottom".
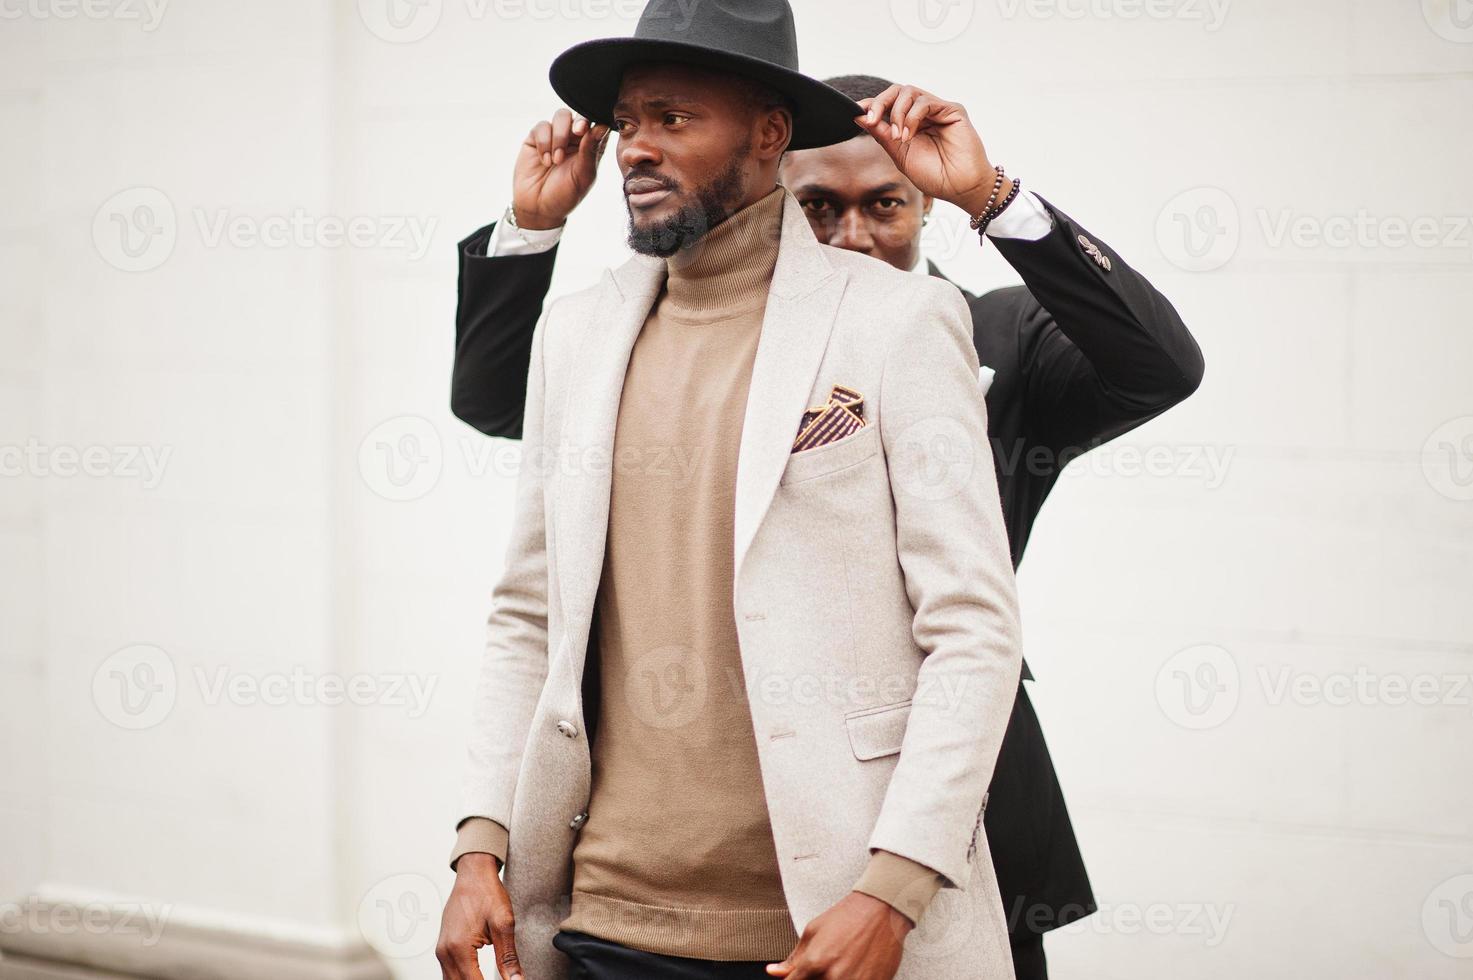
[
  {"left": 984, "top": 188, "right": 1053, "bottom": 242},
  {"left": 486, "top": 205, "right": 564, "bottom": 257}
]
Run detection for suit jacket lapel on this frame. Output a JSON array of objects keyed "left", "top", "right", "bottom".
[
  {"left": 733, "top": 191, "right": 849, "bottom": 581},
  {"left": 556, "top": 253, "right": 665, "bottom": 653},
  {"left": 555, "top": 191, "right": 847, "bottom": 646}
]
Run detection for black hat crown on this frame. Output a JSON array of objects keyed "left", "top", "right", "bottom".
[{"left": 549, "top": 0, "right": 863, "bottom": 151}]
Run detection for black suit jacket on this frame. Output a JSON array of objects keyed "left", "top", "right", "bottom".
[{"left": 449, "top": 195, "right": 1204, "bottom": 938}]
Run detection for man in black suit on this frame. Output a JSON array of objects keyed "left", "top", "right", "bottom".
[{"left": 449, "top": 74, "right": 1204, "bottom": 979}]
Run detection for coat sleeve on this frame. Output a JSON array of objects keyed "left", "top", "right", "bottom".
[
  {"left": 450, "top": 221, "right": 558, "bottom": 439},
  {"left": 986, "top": 194, "right": 1205, "bottom": 458},
  {"left": 867, "top": 276, "right": 1024, "bottom": 892},
  {"left": 457, "top": 298, "right": 555, "bottom": 835}
]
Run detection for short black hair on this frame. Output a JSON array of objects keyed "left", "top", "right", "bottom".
[
  {"left": 739, "top": 76, "right": 795, "bottom": 115},
  {"left": 733, "top": 75, "right": 795, "bottom": 157},
  {"left": 822, "top": 74, "right": 896, "bottom": 104}
]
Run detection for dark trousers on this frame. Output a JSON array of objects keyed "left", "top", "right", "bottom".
[
  {"left": 553, "top": 927, "right": 1048, "bottom": 980},
  {"left": 552, "top": 930, "right": 774, "bottom": 980}
]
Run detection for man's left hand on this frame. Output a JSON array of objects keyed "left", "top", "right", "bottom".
[
  {"left": 853, "top": 84, "right": 1014, "bottom": 220},
  {"left": 765, "top": 891, "right": 912, "bottom": 979}
]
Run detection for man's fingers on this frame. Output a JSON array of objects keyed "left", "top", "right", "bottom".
[
  {"left": 491, "top": 916, "right": 523, "bottom": 980},
  {"left": 577, "top": 122, "right": 610, "bottom": 165},
  {"left": 451, "top": 946, "right": 485, "bottom": 980},
  {"left": 863, "top": 83, "right": 901, "bottom": 126},
  {"left": 549, "top": 108, "right": 573, "bottom": 166},
  {"left": 781, "top": 960, "right": 817, "bottom": 980},
  {"left": 889, "top": 86, "right": 920, "bottom": 139},
  {"left": 528, "top": 120, "right": 553, "bottom": 167},
  {"left": 902, "top": 95, "right": 937, "bottom": 140},
  {"left": 435, "top": 944, "right": 459, "bottom": 980},
  {"left": 436, "top": 936, "right": 478, "bottom": 980}
]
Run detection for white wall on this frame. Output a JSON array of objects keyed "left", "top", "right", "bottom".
[{"left": 4, "top": 1, "right": 1472, "bottom": 978}]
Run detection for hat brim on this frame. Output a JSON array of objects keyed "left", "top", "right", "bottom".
[{"left": 550, "top": 37, "right": 864, "bottom": 151}]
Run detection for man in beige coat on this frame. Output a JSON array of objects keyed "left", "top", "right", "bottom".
[{"left": 438, "top": 3, "right": 1023, "bottom": 979}]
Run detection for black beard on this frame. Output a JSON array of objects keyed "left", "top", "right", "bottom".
[{"left": 625, "top": 150, "right": 750, "bottom": 258}]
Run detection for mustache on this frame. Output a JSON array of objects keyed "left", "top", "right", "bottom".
[{"left": 623, "top": 168, "right": 680, "bottom": 193}]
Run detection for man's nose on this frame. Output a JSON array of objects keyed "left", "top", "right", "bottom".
[
  {"left": 616, "top": 129, "right": 660, "bottom": 172},
  {"left": 829, "top": 209, "right": 874, "bottom": 253}
]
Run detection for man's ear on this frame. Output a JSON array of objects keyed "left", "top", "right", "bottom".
[{"left": 757, "top": 107, "right": 794, "bottom": 161}]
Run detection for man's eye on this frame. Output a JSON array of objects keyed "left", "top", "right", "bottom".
[
  {"left": 801, "top": 200, "right": 833, "bottom": 215},
  {"left": 663, "top": 113, "right": 691, "bottom": 127},
  {"left": 611, "top": 119, "right": 632, "bottom": 133},
  {"left": 874, "top": 198, "right": 902, "bottom": 211}
]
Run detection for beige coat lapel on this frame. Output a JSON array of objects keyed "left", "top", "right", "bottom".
[
  {"left": 554, "top": 253, "right": 665, "bottom": 648},
  {"left": 733, "top": 191, "right": 849, "bottom": 580},
  {"left": 555, "top": 191, "right": 847, "bottom": 645}
]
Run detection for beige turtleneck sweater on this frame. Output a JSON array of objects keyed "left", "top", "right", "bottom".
[{"left": 452, "top": 186, "right": 943, "bottom": 958}]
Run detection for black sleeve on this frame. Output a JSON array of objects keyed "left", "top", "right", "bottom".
[
  {"left": 450, "top": 222, "right": 558, "bottom": 440},
  {"left": 985, "top": 194, "right": 1205, "bottom": 459}
]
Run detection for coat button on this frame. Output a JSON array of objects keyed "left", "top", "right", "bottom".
[
  {"left": 569, "top": 810, "right": 588, "bottom": 830},
  {"left": 556, "top": 719, "right": 578, "bottom": 738}
]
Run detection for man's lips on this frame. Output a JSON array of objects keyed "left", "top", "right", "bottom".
[{"left": 625, "top": 177, "right": 673, "bottom": 209}]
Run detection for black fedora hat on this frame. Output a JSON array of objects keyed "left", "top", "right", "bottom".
[{"left": 549, "top": 0, "right": 863, "bottom": 151}]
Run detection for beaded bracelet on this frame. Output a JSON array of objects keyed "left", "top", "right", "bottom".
[
  {"left": 967, "top": 165, "right": 1007, "bottom": 231},
  {"left": 976, "top": 177, "right": 1022, "bottom": 237},
  {"left": 978, "top": 177, "right": 1025, "bottom": 235}
]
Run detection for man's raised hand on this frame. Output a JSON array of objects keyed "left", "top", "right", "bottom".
[
  {"left": 853, "top": 84, "right": 1012, "bottom": 220},
  {"left": 512, "top": 108, "right": 610, "bottom": 231}
]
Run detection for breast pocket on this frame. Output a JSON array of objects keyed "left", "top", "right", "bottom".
[{"left": 780, "top": 424, "right": 881, "bottom": 486}]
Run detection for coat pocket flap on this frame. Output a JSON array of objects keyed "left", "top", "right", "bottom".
[{"left": 844, "top": 699, "right": 912, "bottom": 761}]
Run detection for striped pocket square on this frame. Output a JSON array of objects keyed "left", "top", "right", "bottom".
[{"left": 793, "top": 385, "right": 866, "bottom": 452}]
